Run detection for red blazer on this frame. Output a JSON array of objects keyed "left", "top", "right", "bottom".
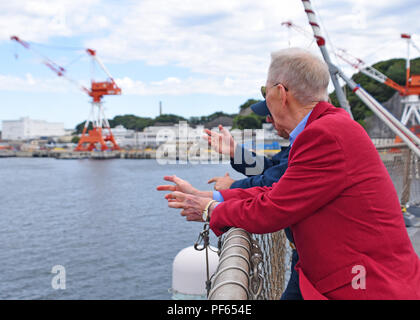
[{"left": 210, "top": 102, "right": 420, "bottom": 300}]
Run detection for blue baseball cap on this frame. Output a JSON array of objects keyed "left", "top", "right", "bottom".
[{"left": 250, "top": 100, "right": 271, "bottom": 116}]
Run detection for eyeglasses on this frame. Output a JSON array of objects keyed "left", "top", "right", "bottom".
[{"left": 261, "top": 83, "right": 288, "bottom": 99}]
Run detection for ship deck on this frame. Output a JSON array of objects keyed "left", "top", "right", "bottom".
[{"left": 408, "top": 227, "right": 420, "bottom": 257}]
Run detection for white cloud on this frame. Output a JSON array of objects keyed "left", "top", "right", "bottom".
[
  {"left": 1, "top": 0, "right": 420, "bottom": 98},
  {"left": 84, "top": 0, "right": 303, "bottom": 78},
  {"left": 116, "top": 75, "right": 260, "bottom": 96},
  {"left": 0, "top": 73, "right": 70, "bottom": 93},
  {"left": 0, "top": 72, "right": 261, "bottom": 97},
  {"left": 0, "top": 0, "right": 106, "bottom": 42}
]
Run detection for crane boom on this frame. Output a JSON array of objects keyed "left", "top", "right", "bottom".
[
  {"left": 86, "top": 49, "right": 116, "bottom": 83},
  {"left": 10, "top": 35, "right": 122, "bottom": 152},
  {"left": 335, "top": 37, "right": 420, "bottom": 97},
  {"left": 11, "top": 35, "right": 92, "bottom": 95},
  {"left": 299, "top": 0, "right": 420, "bottom": 157},
  {"left": 282, "top": 19, "right": 420, "bottom": 97},
  {"left": 281, "top": 21, "right": 314, "bottom": 40},
  {"left": 335, "top": 49, "right": 406, "bottom": 94},
  {"left": 337, "top": 70, "right": 420, "bottom": 157}
]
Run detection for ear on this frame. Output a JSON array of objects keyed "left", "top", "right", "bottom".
[{"left": 278, "top": 84, "right": 288, "bottom": 108}]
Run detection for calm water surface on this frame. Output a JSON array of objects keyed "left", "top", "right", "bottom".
[{"left": 0, "top": 158, "right": 244, "bottom": 299}]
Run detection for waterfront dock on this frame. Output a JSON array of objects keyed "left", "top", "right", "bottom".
[
  {"left": 0, "top": 150, "right": 157, "bottom": 159},
  {"left": 0, "top": 149, "right": 281, "bottom": 160}
]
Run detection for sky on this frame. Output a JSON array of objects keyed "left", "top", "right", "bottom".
[{"left": 1, "top": 0, "right": 420, "bottom": 130}]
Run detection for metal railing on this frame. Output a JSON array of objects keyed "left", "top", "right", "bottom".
[{"left": 208, "top": 228, "right": 265, "bottom": 300}]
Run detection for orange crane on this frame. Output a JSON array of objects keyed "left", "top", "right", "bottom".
[
  {"left": 282, "top": 21, "right": 420, "bottom": 97},
  {"left": 335, "top": 35, "right": 420, "bottom": 98},
  {"left": 334, "top": 34, "right": 420, "bottom": 143},
  {"left": 282, "top": 21, "right": 420, "bottom": 131},
  {"left": 10, "top": 36, "right": 121, "bottom": 152},
  {"left": 296, "top": 0, "right": 420, "bottom": 158}
]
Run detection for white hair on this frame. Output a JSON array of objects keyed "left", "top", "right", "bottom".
[{"left": 267, "top": 48, "right": 330, "bottom": 105}]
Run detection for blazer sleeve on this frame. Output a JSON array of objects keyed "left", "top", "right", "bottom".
[
  {"left": 230, "top": 162, "right": 288, "bottom": 189},
  {"left": 210, "top": 127, "right": 347, "bottom": 237},
  {"left": 230, "top": 145, "right": 274, "bottom": 176},
  {"left": 218, "top": 185, "right": 272, "bottom": 201}
]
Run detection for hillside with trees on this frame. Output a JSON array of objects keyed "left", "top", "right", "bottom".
[
  {"left": 74, "top": 57, "right": 420, "bottom": 133},
  {"left": 329, "top": 57, "right": 420, "bottom": 127},
  {"left": 74, "top": 112, "right": 237, "bottom": 133}
]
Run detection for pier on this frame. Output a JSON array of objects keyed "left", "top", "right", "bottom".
[
  {"left": 0, "top": 150, "right": 157, "bottom": 160},
  {"left": 0, "top": 149, "right": 281, "bottom": 160}
]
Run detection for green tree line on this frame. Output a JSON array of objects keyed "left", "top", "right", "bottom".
[
  {"left": 74, "top": 57, "right": 420, "bottom": 133},
  {"left": 74, "top": 112, "right": 240, "bottom": 134}
]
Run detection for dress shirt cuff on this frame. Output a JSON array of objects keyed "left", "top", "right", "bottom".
[{"left": 212, "top": 191, "right": 225, "bottom": 202}]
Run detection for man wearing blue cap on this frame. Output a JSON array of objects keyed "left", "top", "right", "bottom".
[{"left": 204, "top": 96, "right": 301, "bottom": 300}]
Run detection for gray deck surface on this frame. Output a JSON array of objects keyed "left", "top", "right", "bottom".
[{"left": 408, "top": 227, "right": 420, "bottom": 258}]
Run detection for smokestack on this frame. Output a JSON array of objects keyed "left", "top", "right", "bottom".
[{"left": 159, "top": 101, "right": 162, "bottom": 116}]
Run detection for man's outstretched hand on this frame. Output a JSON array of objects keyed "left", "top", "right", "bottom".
[
  {"left": 204, "top": 124, "right": 236, "bottom": 158},
  {"left": 157, "top": 175, "right": 213, "bottom": 198},
  {"left": 157, "top": 175, "right": 202, "bottom": 196}
]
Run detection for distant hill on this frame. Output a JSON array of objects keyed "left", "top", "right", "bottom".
[
  {"left": 74, "top": 57, "right": 420, "bottom": 134},
  {"left": 74, "top": 112, "right": 237, "bottom": 133}
]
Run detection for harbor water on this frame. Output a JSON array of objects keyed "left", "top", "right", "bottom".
[{"left": 0, "top": 158, "right": 244, "bottom": 299}]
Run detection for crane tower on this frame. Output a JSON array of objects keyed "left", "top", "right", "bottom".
[{"left": 11, "top": 36, "right": 121, "bottom": 152}]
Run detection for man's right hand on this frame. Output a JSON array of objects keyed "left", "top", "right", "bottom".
[
  {"left": 157, "top": 175, "right": 213, "bottom": 198},
  {"left": 156, "top": 175, "right": 199, "bottom": 195},
  {"left": 203, "top": 124, "right": 237, "bottom": 158}
]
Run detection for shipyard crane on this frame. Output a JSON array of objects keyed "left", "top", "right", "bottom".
[
  {"left": 282, "top": 20, "right": 315, "bottom": 42},
  {"left": 10, "top": 36, "right": 121, "bottom": 152},
  {"left": 283, "top": 20, "right": 420, "bottom": 128},
  {"left": 282, "top": 9, "right": 420, "bottom": 143},
  {"left": 298, "top": 0, "right": 420, "bottom": 158},
  {"left": 335, "top": 35, "right": 420, "bottom": 129}
]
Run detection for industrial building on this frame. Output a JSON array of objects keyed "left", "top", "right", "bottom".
[{"left": 2, "top": 117, "right": 65, "bottom": 141}]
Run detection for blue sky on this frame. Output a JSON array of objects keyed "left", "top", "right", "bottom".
[{"left": 1, "top": 0, "right": 420, "bottom": 130}]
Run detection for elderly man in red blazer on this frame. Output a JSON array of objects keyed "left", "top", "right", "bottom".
[{"left": 158, "top": 48, "right": 420, "bottom": 299}]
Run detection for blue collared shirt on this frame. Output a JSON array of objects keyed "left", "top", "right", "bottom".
[
  {"left": 289, "top": 110, "right": 312, "bottom": 146},
  {"left": 213, "top": 111, "right": 312, "bottom": 203}
]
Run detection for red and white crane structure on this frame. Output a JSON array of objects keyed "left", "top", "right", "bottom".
[
  {"left": 299, "top": 0, "right": 420, "bottom": 157},
  {"left": 336, "top": 35, "right": 420, "bottom": 128},
  {"left": 283, "top": 18, "right": 420, "bottom": 128},
  {"left": 10, "top": 36, "right": 121, "bottom": 152}
]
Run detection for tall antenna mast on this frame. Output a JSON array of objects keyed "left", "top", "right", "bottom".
[{"left": 301, "top": 0, "right": 353, "bottom": 119}]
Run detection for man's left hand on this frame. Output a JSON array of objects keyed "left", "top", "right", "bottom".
[{"left": 208, "top": 173, "right": 235, "bottom": 190}]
